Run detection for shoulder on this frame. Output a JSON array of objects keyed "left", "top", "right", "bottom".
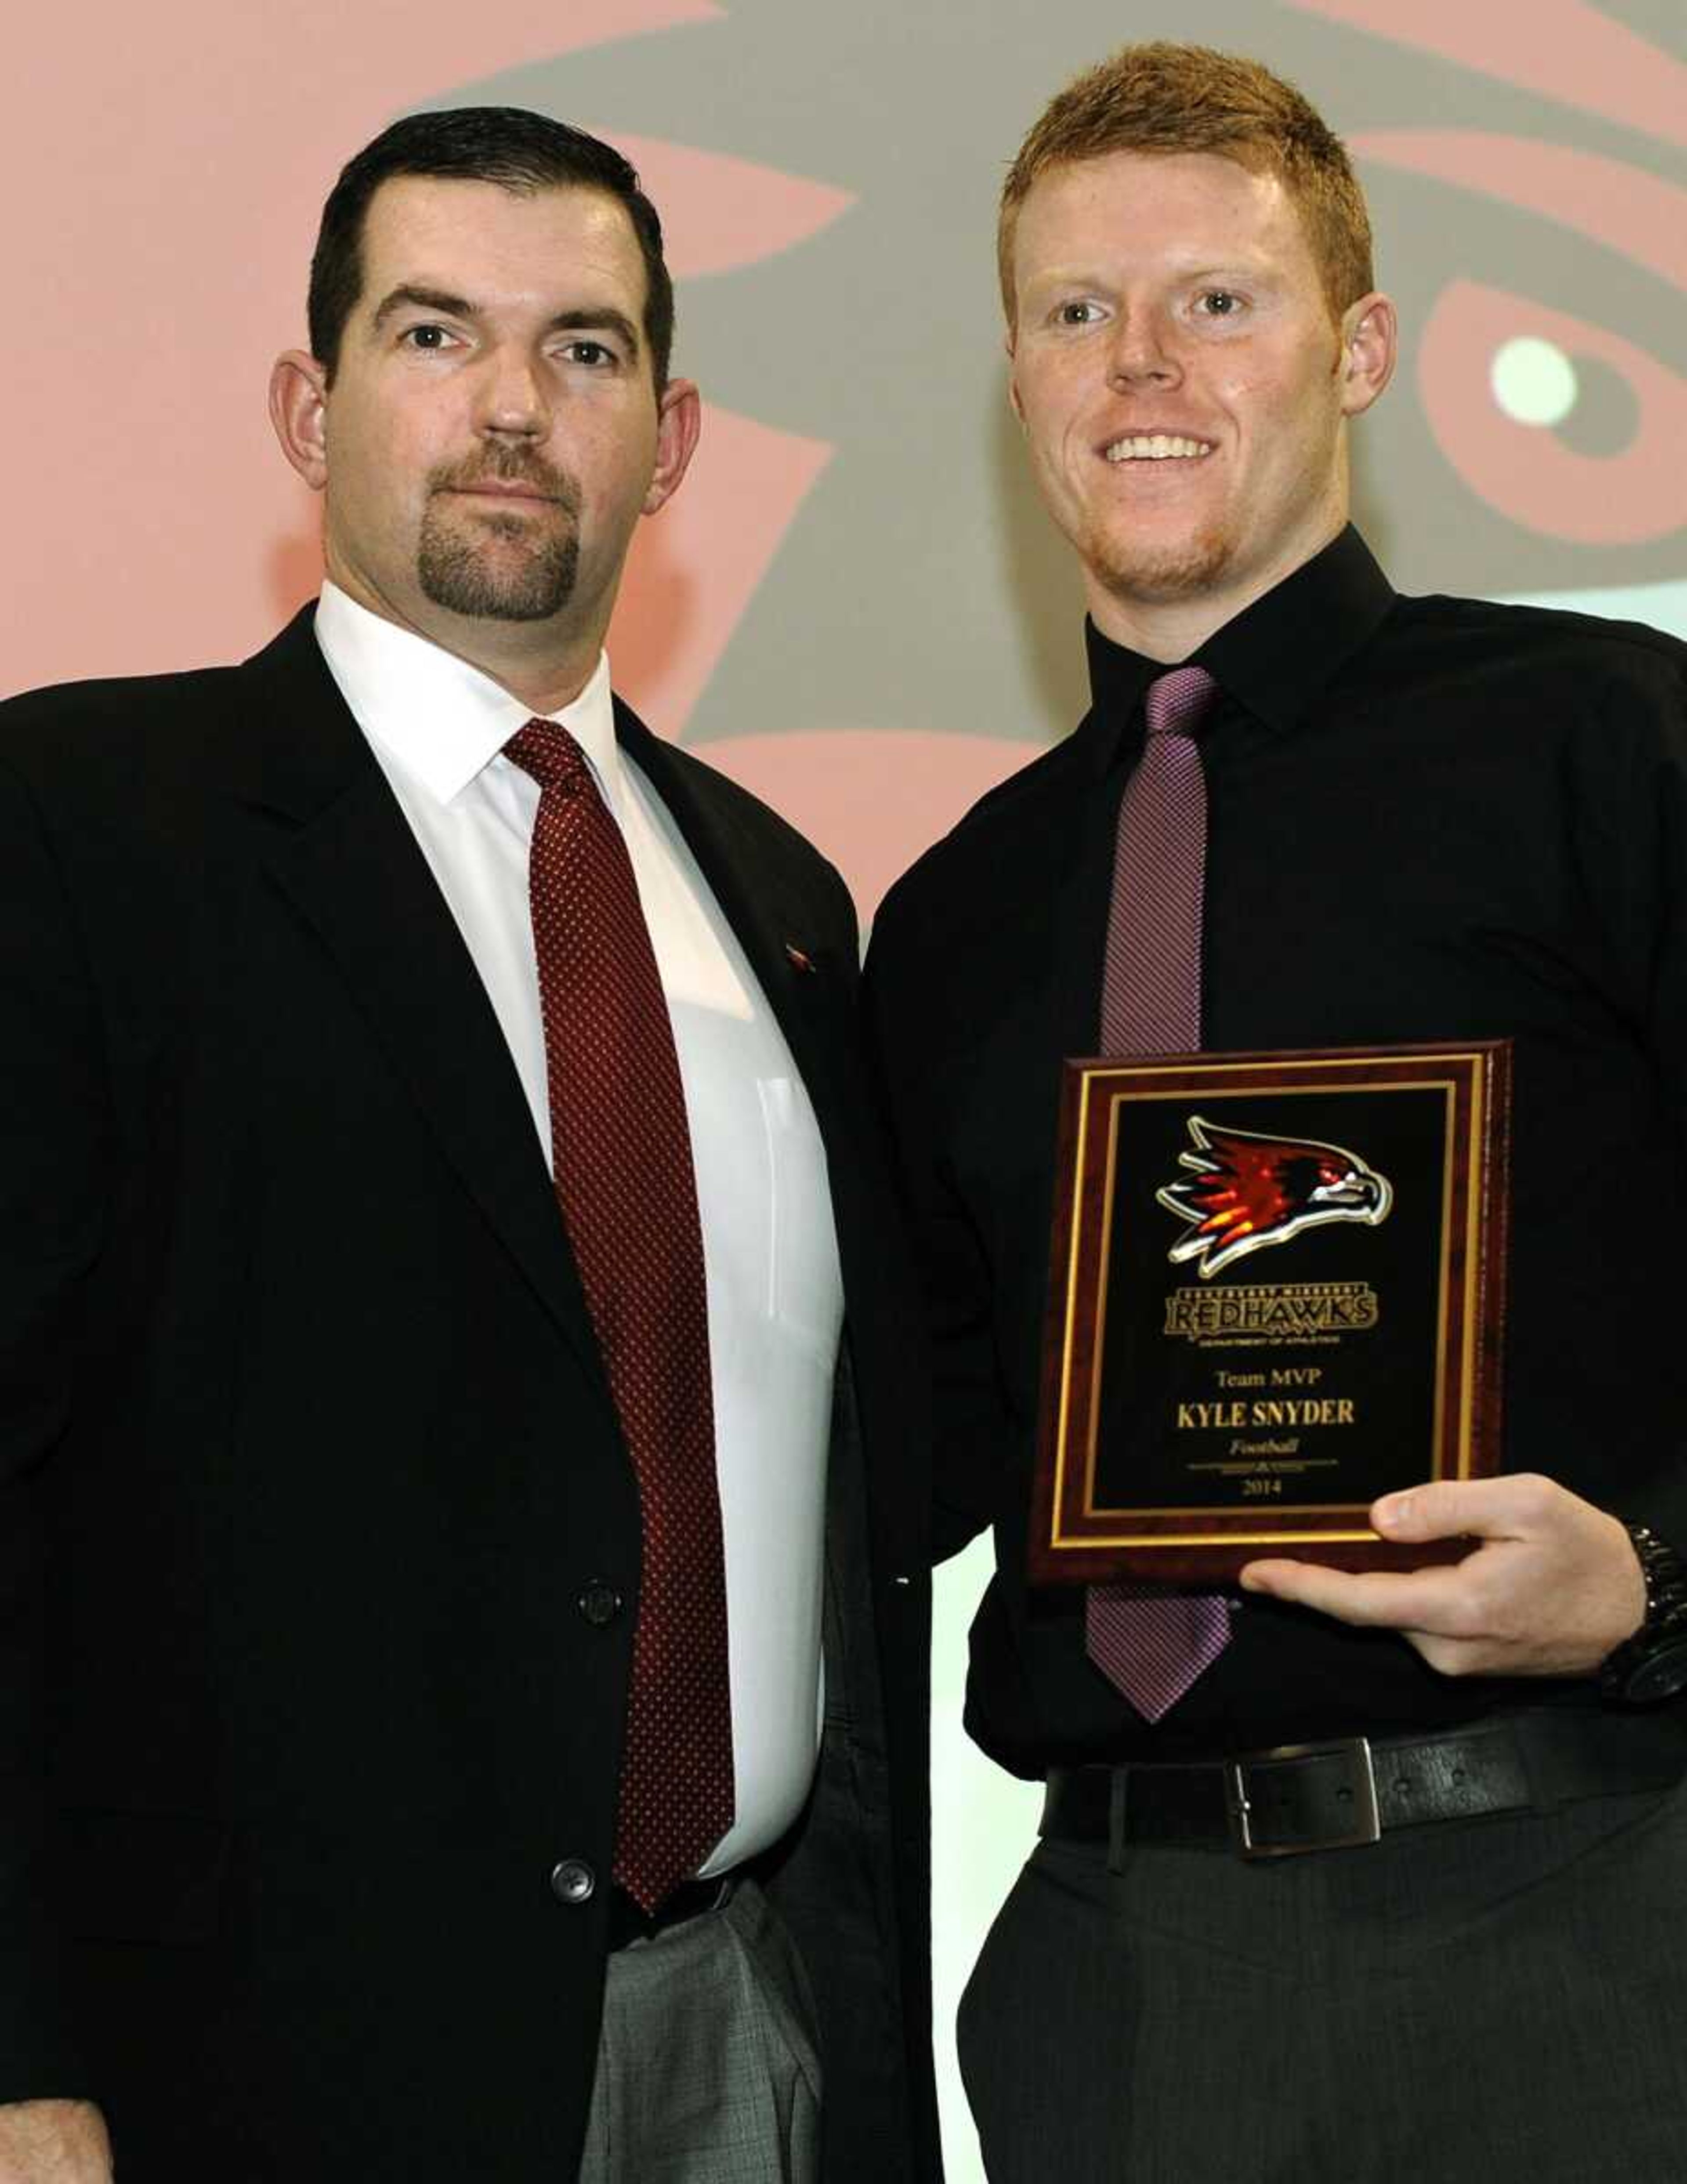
[
  {"left": 3, "top": 608, "right": 318, "bottom": 751},
  {"left": 2, "top": 658, "right": 240, "bottom": 737},
  {"left": 873, "top": 724, "right": 1086, "bottom": 945},
  {"left": 1384, "top": 589, "right": 1687, "bottom": 699},
  {"left": 0, "top": 660, "right": 246, "bottom": 811},
  {"left": 614, "top": 701, "right": 858, "bottom": 950},
  {"left": 1372, "top": 594, "right": 1687, "bottom": 797},
  {"left": 662, "top": 733, "right": 836, "bottom": 866},
  {"left": 0, "top": 612, "right": 329, "bottom": 829}
]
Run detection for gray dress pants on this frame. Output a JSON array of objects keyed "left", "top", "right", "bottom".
[
  {"left": 577, "top": 1878, "right": 821, "bottom": 2184},
  {"left": 958, "top": 1771, "right": 1687, "bottom": 2183}
]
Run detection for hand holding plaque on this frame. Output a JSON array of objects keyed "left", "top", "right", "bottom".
[{"left": 1031, "top": 1042, "right": 1510, "bottom": 1583}]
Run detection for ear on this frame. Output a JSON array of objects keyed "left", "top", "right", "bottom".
[
  {"left": 644, "top": 377, "right": 702, "bottom": 515},
  {"left": 270, "top": 350, "right": 331, "bottom": 490},
  {"left": 1338, "top": 292, "right": 1397, "bottom": 418},
  {"left": 1006, "top": 334, "right": 1028, "bottom": 429}
]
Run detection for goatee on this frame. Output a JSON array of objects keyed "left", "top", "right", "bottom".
[
  {"left": 417, "top": 453, "right": 582, "bottom": 623},
  {"left": 417, "top": 514, "right": 579, "bottom": 623}
]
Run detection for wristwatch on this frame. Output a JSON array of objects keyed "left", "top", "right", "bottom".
[{"left": 1600, "top": 1522, "right": 1687, "bottom": 1705}]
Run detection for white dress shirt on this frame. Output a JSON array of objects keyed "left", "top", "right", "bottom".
[{"left": 313, "top": 583, "right": 843, "bottom": 1875}]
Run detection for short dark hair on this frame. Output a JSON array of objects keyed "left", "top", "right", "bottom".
[
  {"left": 999, "top": 43, "right": 1373, "bottom": 329},
  {"left": 308, "top": 106, "right": 675, "bottom": 388}
]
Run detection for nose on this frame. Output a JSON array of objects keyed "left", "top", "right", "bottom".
[
  {"left": 475, "top": 345, "right": 548, "bottom": 437},
  {"left": 1107, "top": 306, "right": 1181, "bottom": 389}
]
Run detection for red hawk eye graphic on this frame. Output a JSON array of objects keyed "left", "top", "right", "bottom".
[
  {"left": 1414, "top": 280, "right": 1687, "bottom": 546},
  {"left": 1345, "top": 120, "right": 1687, "bottom": 551},
  {"left": 1157, "top": 1118, "right": 1394, "bottom": 1280}
]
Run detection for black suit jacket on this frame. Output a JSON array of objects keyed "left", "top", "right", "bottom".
[{"left": 0, "top": 608, "right": 937, "bottom": 2181}]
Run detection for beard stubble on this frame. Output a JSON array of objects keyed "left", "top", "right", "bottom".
[{"left": 1081, "top": 511, "right": 1233, "bottom": 608}]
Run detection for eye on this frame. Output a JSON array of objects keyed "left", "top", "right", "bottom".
[
  {"left": 1054, "top": 299, "right": 1104, "bottom": 327},
  {"left": 399, "top": 322, "right": 457, "bottom": 352},
  {"left": 1197, "top": 290, "right": 1243, "bottom": 319},
  {"left": 561, "top": 338, "right": 619, "bottom": 368}
]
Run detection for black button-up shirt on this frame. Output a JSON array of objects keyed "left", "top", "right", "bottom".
[{"left": 867, "top": 526, "right": 1687, "bottom": 1769}]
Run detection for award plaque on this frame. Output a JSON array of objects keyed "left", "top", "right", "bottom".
[{"left": 1030, "top": 1042, "right": 1510, "bottom": 1583}]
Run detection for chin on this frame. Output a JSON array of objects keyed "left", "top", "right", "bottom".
[
  {"left": 1093, "top": 550, "right": 1224, "bottom": 611},
  {"left": 1087, "top": 522, "right": 1234, "bottom": 608},
  {"left": 416, "top": 525, "right": 579, "bottom": 625}
]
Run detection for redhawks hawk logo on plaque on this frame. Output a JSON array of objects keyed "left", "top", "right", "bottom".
[{"left": 1156, "top": 1116, "right": 1394, "bottom": 1279}]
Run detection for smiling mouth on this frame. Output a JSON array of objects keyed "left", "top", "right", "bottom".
[{"left": 1103, "top": 435, "right": 1215, "bottom": 463}]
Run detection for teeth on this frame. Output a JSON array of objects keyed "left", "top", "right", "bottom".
[{"left": 1105, "top": 435, "right": 1213, "bottom": 461}]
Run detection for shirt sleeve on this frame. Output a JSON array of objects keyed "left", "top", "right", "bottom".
[
  {"left": 864, "top": 884, "right": 1012, "bottom": 1565},
  {"left": 1571, "top": 639, "right": 1687, "bottom": 1546}
]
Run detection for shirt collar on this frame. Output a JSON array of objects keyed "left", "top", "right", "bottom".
[
  {"left": 1078, "top": 526, "right": 1398, "bottom": 774},
  {"left": 312, "top": 580, "right": 622, "bottom": 810}
]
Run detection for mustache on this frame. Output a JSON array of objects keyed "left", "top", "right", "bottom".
[{"left": 427, "top": 451, "right": 581, "bottom": 514}]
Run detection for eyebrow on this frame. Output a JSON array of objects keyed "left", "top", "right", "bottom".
[
  {"left": 1176, "top": 261, "right": 1275, "bottom": 283},
  {"left": 371, "top": 284, "right": 642, "bottom": 359},
  {"left": 1029, "top": 258, "right": 1273, "bottom": 286}
]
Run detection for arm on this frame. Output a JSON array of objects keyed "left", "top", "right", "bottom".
[
  {"left": 1247, "top": 644, "right": 1687, "bottom": 1681},
  {"left": 0, "top": 751, "right": 112, "bottom": 2142},
  {"left": 862, "top": 905, "right": 1010, "bottom": 1564}
]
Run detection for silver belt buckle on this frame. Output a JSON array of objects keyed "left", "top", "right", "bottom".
[{"left": 1224, "top": 1737, "right": 1381, "bottom": 1858}]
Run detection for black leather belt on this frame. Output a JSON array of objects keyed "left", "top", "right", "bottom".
[
  {"left": 605, "top": 1875, "right": 732, "bottom": 1950},
  {"left": 1042, "top": 1708, "right": 1687, "bottom": 1863}
]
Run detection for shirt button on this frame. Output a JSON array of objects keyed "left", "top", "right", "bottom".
[
  {"left": 577, "top": 1581, "right": 624, "bottom": 1627},
  {"left": 549, "top": 1858, "right": 596, "bottom": 1906}
]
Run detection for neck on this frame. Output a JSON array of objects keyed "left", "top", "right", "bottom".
[
  {"left": 458, "top": 641, "right": 602, "bottom": 717},
  {"left": 1087, "top": 588, "right": 1244, "bottom": 665},
  {"left": 326, "top": 561, "right": 606, "bottom": 714}
]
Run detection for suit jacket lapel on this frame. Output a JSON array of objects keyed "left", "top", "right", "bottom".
[
  {"left": 615, "top": 701, "right": 859, "bottom": 1156},
  {"left": 615, "top": 704, "right": 923, "bottom": 1549},
  {"left": 226, "top": 610, "right": 612, "bottom": 1412}
]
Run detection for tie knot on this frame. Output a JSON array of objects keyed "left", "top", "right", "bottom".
[
  {"left": 1144, "top": 664, "right": 1219, "bottom": 740},
  {"left": 505, "top": 716, "right": 591, "bottom": 796}
]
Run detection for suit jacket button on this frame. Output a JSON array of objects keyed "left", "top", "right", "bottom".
[
  {"left": 577, "top": 1581, "right": 624, "bottom": 1627},
  {"left": 550, "top": 1858, "right": 596, "bottom": 1906}
]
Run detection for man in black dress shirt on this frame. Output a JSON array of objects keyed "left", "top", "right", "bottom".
[{"left": 867, "top": 41, "right": 1687, "bottom": 2183}]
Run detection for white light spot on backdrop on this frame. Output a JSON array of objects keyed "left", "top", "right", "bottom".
[{"left": 1490, "top": 336, "right": 1579, "bottom": 429}]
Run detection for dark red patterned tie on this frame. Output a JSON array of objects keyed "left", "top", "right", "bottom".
[
  {"left": 1086, "top": 665, "right": 1233, "bottom": 1721},
  {"left": 506, "top": 719, "right": 732, "bottom": 1909}
]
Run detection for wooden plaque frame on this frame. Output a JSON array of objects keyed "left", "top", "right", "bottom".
[{"left": 1029, "top": 1042, "right": 1511, "bottom": 1584}]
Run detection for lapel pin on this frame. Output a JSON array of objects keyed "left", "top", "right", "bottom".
[{"left": 784, "top": 942, "right": 817, "bottom": 974}]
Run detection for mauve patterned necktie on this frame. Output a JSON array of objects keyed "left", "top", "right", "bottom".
[
  {"left": 1085, "top": 664, "right": 1233, "bottom": 1721},
  {"left": 506, "top": 718, "right": 733, "bottom": 1909}
]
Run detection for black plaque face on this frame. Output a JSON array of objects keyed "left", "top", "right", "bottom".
[{"left": 1031, "top": 1044, "right": 1510, "bottom": 1583}]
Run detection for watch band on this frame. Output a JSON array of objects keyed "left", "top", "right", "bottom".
[{"left": 1600, "top": 1522, "right": 1687, "bottom": 1705}]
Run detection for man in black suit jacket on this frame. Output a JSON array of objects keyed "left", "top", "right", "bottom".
[{"left": 0, "top": 108, "right": 935, "bottom": 2183}]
